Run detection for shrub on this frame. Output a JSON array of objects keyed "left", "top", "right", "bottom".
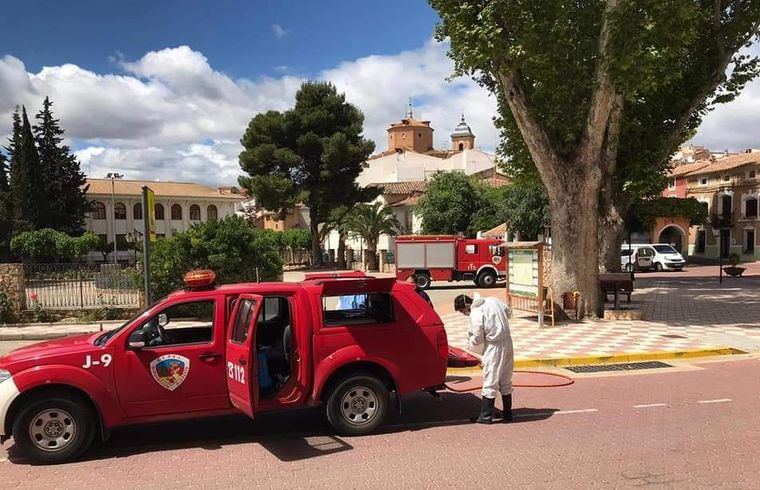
[
  {"left": 10, "top": 229, "right": 100, "bottom": 262},
  {"left": 149, "top": 216, "right": 283, "bottom": 298}
]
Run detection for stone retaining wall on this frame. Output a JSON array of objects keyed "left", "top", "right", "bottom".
[{"left": 0, "top": 263, "right": 26, "bottom": 317}]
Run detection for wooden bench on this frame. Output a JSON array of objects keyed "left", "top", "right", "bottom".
[{"left": 599, "top": 273, "right": 633, "bottom": 309}]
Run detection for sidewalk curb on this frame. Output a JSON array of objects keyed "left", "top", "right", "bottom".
[{"left": 447, "top": 347, "right": 747, "bottom": 375}]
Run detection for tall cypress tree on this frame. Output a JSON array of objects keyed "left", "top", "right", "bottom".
[
  {"left": 0, "top": 151, "right": 10, "bottom": 260},
  {"left": 34, "top": 97, "right": 89, "bottom": 234},
  {"left": 9, "top": 107, "right": 42, "bottom": 230}
]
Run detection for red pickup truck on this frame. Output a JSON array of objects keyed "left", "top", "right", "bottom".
[{"left": 0, "top": 271, "right": 448, "bottom": 463}]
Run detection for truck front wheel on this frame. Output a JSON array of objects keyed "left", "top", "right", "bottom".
[
  {"left": 477, "top": 269, "right": 497, "bottom": 288},
  {"left": 326, "top": 374, "right": 389, "bottom": 436},
  {"left": 12, "top": 394, "right": 96, "bottom": 464}
]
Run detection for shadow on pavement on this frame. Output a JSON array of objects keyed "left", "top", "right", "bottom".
[{"left": 4, "top": 392, "right": 554, "bottom": 466}]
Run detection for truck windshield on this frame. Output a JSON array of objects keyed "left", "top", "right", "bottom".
[
  {"left": 93, "top": 303, "right": 155, "bottom": 346},
  {"left": 653, "top": 245, "right": 678, "bottom": 254}
]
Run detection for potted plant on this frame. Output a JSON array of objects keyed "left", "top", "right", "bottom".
[{"left": 723, "top": 253, "right": 746, "bottom": 277}]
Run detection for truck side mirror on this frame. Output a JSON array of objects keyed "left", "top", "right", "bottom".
[{"left": 128, "top": 330, "right": 146, "bottom": 349}]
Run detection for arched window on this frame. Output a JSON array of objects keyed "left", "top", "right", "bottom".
[
  {"left": 154, "top": 203, "right": 165, "bottom": 220},
  {"left": 91, "top": 201, "right": 106, "bottom": 220},
  {"left": 189, "top": 204, "right": 201, "bottom": 221},
  {"left": 133, "top": 203, "right": 143, "bottom": 220},
  {"left": 207, "top": 205, "right": 218, "bottom": 221},
  {"left": 114, "top": 202, "right": 127, "bottom": 220},
  {"left": 458, "top": 143, "right": 464, "bottom": 151},
  {"left": 171, "top": 204, "right": 183, "bottom": 220}
]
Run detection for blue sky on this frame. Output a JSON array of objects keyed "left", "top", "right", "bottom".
[
  {"left": 1, "top": 1, "right": 758, "bottom": 185},
  {"left": 1, "top": 0, "right": 440, "bottom": 80}
]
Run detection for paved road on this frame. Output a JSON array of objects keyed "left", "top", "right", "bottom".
[
  {"left": 0, "top": 341, "right": 35, "bottom": 356},
  {"left": 1, "top": 356, "right": 758, "bottom": 488}
]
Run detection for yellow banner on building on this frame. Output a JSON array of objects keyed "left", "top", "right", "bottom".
[{"left": 146, "top": 187, "right": 156, "bottom": 242}]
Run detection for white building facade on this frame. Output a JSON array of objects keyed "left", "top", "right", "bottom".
[{"left": 84, "top": 179, "right": 246, "bottom": 262}]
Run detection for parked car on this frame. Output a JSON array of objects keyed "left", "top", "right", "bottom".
[
  {"left": 620, "top": 248, "right": 653, "bottom": 272},
  {"left": 626, "top": 244, "right": 686, "bottom": 271}
]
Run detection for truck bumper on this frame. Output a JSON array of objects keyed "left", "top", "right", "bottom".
[{"left": 0, "top": 378, "right": 20, "bottom": 438}]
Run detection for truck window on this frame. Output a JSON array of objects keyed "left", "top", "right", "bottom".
[
  {"left": 465, "top": 244, "right": 478, "bottom": 254},
  {"left": 322, "top": 293, "right": 394, "bottom": 326},
  {"left": 137, "top": 300, "right": 215, "bottom": 347},
  {"left": 231, "top": 299, "right": 255, "bottom": 344},
  {"left": 489, "top": 245, "right": 504, "bottom": 256}
]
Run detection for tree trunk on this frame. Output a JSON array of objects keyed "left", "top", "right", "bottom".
[
  {"left": 366, "top": 242, "right": 378, "bottom": 272},
  {"left": 598, "top": 198, "right": 629, "bottom": 273},
  {"left": 309, "top": 207, "right": 323, "bottom": 268},
  {"left": 336, "top": 231, "right": 347, "bottom": 269},
  {"left": 547, "top": 173, "right": 603, "bottom": 318}
]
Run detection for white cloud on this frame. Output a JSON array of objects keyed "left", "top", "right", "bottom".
[
  {"left": 0, "top": 42, "right": 501, "bottom": 186},
  {"left": 271, "top": 24, "right": 288, "bottom": 39}
]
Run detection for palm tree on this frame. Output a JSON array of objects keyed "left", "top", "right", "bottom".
[{"left": 345, "top": 202, "right": 401, "bottom": 272}]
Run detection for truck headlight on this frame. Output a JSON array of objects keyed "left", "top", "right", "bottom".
[{"left": 0, "top": 370, "right": 10, "bottom": 384}]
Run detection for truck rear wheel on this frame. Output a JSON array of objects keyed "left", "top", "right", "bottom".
[
  {"left": 326, "top": 374, "right": 389, "bottom": 436},
  {"left": 12, "top": 394, "right": 96, "bottom": 464},
  {"left": 477, "top": 269, "right": 497, "bottom": 288},
  {"left": 414, "top": 273, "right": 431, "bottom": 290}
]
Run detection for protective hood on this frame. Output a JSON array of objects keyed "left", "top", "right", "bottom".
[{"left": 472, "top": 292, "right": 485, "bottom": 308}]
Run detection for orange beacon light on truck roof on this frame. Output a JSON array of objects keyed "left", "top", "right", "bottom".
[{"left": 183, "top": 269, "right": 216, "bottom": 288}]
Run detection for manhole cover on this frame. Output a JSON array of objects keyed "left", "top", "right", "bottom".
[
  {"left": 565, "top": 361, "right": 673, "bottom": 373},
  {"left": 661, "top": 334, "right": 687, "bottom": 339}
]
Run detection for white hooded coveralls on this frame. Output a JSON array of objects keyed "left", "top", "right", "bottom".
[{"left": 468, "top": 295, "right": 514, "bottom": 399}]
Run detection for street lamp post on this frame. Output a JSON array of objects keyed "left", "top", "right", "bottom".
[{"left": 106, "top": 173, "right": 124, "bottom": 264}]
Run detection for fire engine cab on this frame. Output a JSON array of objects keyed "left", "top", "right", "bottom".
[
  {"left": 0, "top": 271, "right": 448, "bottom": 463},
  {"left": 395, "top": 235, "right": 506, "bottom": 289}
]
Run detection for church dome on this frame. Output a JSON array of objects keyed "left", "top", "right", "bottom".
[{"left": 451, "top": 114, "right": 474, "bottom": 138}]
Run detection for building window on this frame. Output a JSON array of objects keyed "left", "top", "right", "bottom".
[
  {"left": 156, "top": 233, "right": 166, "bottom": 240},
  {"left": 749, "top": 170, "right": 756, "bottom": 179},
  {"left": 114, "top": 202, "right": 127, "bottom": 220},
  {"left": 189, "top": 204, "right": 201, "bottom": 221},
  {"left": 745, "top": 229, "right": 756, "bottom": 254},
  {"left": 91, "top": 201, "right": 106, "bottom": 220},
  {"left": 98, "top": 234, "right": 107, "bottom": 247},
  {"left": 699, "top": 177, "right": 708, "bottom": 185},
  {"left": 154, "top": 203, "right": 165, "bottom": 220},
  {"left": 720, "top": 195, "right": 732, "bottom": 217},
  {"left": 116, "top": 234, "right": 126, "bottom": 246},
  {"left": 207, "top": 205, "right": 218, "bottom": 220},
  {"left": 696, "top": 230, "right": 706, "bottom": 254},
  {"left": 133, "top": 203, "right": 142, "bottom": 220},
  {"left": 667, "top": 178, "right": 676, "bottom": 190},
  {"left": 722, "top": 175, "right": 730, "bottom": 182},
  {"left": 458, "top": 143, "right": 464, "bottom": 151},
  {"left": 171, "top": 204, "right": 182, "bottom": 220},
  {"left": 746, "top": 198, "right": 758, "bottom": 218}
]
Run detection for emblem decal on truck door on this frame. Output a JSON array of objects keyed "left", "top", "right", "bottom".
[{"left": 150, "top": 355, "right": 190, "bottom": 391}]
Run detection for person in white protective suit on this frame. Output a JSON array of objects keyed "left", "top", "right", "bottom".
[{"left": 454, "top": 293, "right": 514, "bottom": 424}]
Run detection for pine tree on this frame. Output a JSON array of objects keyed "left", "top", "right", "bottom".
[
  {"left": 9, "top": 107, "right": 42, "bottom": 230},
  {"left": 34, "top": 97, "right": 89, "bottom": 234}
]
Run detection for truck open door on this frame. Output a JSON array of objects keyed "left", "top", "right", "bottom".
[{"left": 225, "top": 294, "right": 263, "bottom": 418}]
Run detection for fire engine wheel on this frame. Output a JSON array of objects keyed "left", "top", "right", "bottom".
[
  {"left": 12, "top": 394, "right": 96, "bottom": 464},
  {"left": 477, "top": 270, "right": 497, "bottom": 288},
  {"left": 414, "top": 273, "right": 431, "bottom": 290},
  {"left": 326, "top": 374, "right": 389, "bottom": 436}
]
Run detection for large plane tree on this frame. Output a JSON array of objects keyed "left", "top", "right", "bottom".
[{"left": 431, "top": 0, "right": 760, "bottom": 316}]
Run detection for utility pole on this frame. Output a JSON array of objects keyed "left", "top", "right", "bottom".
[{"left": 106, "top": 172, "right": 123, "bottom": 264}]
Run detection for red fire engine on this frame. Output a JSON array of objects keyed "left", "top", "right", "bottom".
[
  {"left": 0, "top": 271, "right": 448, "bottom": 463},
  {"left": 395, "top": 235, "right": 506, "bottom": 289}
]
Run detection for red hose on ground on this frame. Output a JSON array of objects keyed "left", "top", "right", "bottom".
[{"left": 444, "top": 370, "right": 575, "bottom": 392}]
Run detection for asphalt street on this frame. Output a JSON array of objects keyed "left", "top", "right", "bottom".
[{"left": 1, "top": 356, "right": 758, "bottom": 488}]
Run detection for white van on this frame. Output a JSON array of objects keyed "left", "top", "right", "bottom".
[{"left": 627, "top": 244, "right": 686, "bottom": 271}]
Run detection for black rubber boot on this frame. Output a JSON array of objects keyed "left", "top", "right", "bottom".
[
  {"left": 501, "top": 394, "right": 513, "bottom": 422},
  {"left": 471, "top": 396, "right": 495, "bottom": 424}
]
